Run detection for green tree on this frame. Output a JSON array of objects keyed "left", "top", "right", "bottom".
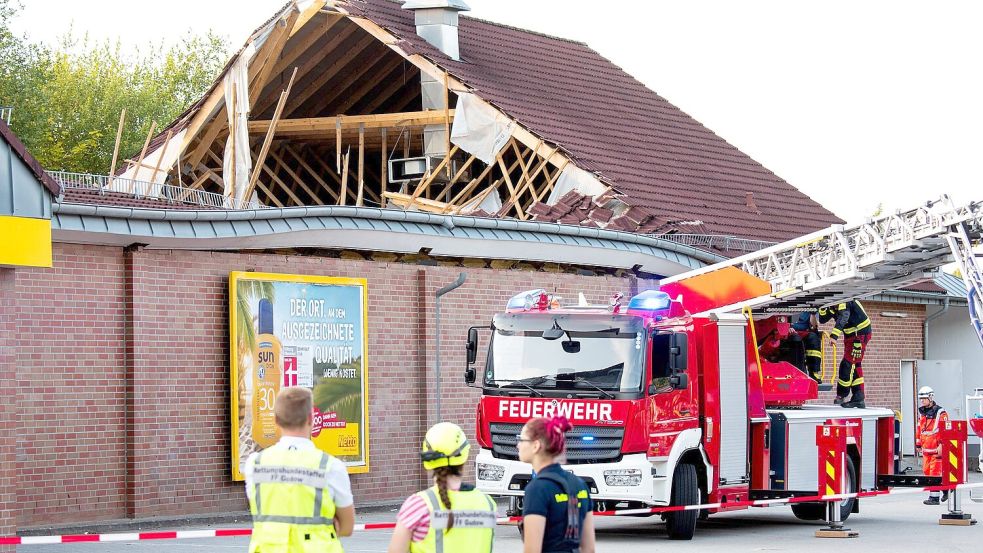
[{"left": 0, "top": 2, "right": 228, "bottom": 174}]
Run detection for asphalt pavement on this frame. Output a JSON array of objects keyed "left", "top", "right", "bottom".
[{"left": 18, "top": 471, "right": 982, "bottom": 552}]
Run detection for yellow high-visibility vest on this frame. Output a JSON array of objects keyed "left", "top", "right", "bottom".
[
  {"left": 411, "top": 486, "right": 497, "bottom": 553},
  {"left": 246, "top": 447, "right": 343, "bottom": 553}
]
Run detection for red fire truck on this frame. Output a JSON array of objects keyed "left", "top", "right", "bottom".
[{"left": 464, "top": 197, "right": 982, "bottom": 539}]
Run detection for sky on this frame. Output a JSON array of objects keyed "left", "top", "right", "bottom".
[{"left": 9, "top": 0, "right": 981, "bottom": 222}]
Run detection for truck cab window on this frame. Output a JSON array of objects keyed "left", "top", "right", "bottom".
[{"left": 651, "top": 333, "right": 671, "bottom": 380}]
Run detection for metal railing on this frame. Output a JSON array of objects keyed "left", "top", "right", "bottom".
[
  {"left": 0, "top": 106, "right": 12, "bottom": 125},
  {"left": 653, "top": 233, "right": 777, "bottom": 253},
  {"left": 50, "top": 171, "right": 268, "bottom": 210}
]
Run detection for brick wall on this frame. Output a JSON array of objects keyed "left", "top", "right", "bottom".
[
  {"left": 13, "top": 244, "right": 656, "bottom": 527},
  {"left": 1, "top": 269, "right": 18, "bottom": 550},
  {"left": 12, "top": 242, "right": 924, "bottom": 528}
]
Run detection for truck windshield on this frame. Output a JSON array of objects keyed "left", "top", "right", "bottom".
[{"left": 486, "top": 312, "right": 645, "bottom": 393}]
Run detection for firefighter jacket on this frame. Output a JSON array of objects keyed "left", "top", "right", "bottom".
[
  {"left": 916, "top": 403, "right": 949, "bottom": 456},
  {"left": 246, "top": 447, "right": 343, "bottom": 553},
  {"left": 818, "top": 300, "right": 871, "bottom": 339},
  {"left": 411, "top": 485, "right": 497, "bottom": 553}
]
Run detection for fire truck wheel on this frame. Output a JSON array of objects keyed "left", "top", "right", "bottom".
[
  {"left": 665, "top": 463, "right": 699, "bottom": 540},
  {"left": 790, "top": 456, "right": 857, "bottom": 522}
]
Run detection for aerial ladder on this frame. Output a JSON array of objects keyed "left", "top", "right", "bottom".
[{"left": 659, "top": 195, "right": 983, "bottom": 345}]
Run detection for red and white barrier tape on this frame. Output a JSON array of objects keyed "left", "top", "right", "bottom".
[{"left": 4, "top": 482, "right": 981, "bottom": 545}]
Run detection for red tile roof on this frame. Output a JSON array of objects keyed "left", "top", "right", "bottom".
[
  {"left": 60, "top": 187, "right": 218, "bottom": 210},
  {"left": 353, "top": 0, "right": 843, "bottom": 242}
]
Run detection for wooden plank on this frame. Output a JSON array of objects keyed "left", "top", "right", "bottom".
[
  {"left": 444, "top": 71, "right": 451, "bottom": 173},
  {"left": 148, "top": 129, "right": 173, "bottom": 184},
  {"left": 535, "top": 157, "right": 571, "bottom": 202},
  {"left": 255, "top": 21, "right": 356, "bottom": 115},
  {"left": 339, "top": 149, "right": 349, "bottom": 205},
  {"left": 380, "top": 127, "right": 388, "bottom": 197},
  {"left": 383, "top": 191, "right": 452, "bottom": 213},
  {"left": 248, "top": 110, "right": 456, "bottom": 135},
  {"left": 186, "top": 117, "right": 228, "bottom": 169},
  {"left": 248, "top": 10, "right": 299, "bottom": 108},
  {"left": 269, "top": 10, "right": 336, "bottom": 76},
  {"left": 282, "top": 144, "right": 340, "bottom": 202},
  {"left": 434, "top": 152, "right": 476, "bottom": 202},
  {"left": 336, "top": 116, "right": 341, "bottom": 171},
  {"left": 359, "top": 65, "right": 419, "bottom": 113},
  {"left": 405, "top": 144, "right": 459, "bottom": 210},
  {"left": 109, "top": 109, "right": 126, "bottom": 179},
  {"left": 307, "top": 52, "right": 403, "bottom": 116},
  {"left": 261, "top": 162, "right": 304, "bottom": 206},
  {"left": 177, "top": 81, "right": 226, "bottom": 156},
  {"left": 356, "top": 123, "right": 365, "bottom": 206},
  {"left": 244, "top": 68, "right": 297, "bottom": 202},
  {"left": 444, "top": 159, "right": 496, "bottom": 209},
  {"left": 254, "top": 178, "right": 285, "bottom": 208},
  {"left": 285, "top": 34, "right": 377, "bottom": 117},
  {"left": 268, "top": 148, "right": 324, "bottom": 205},
  {"left": 496, "top": 152, "right": 526, "bottom": 220},
  {"left": 290, "top": 0, "right": 327, "bottom": 37},
  {"left": 128, "top": 121, "right": 157, "bottom": 193}
]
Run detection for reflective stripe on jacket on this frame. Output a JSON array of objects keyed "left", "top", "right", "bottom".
[
  {"left": 818, "top": 300, "right": 871, "bottom": 337},
  {"left": 917, "top": 403, "right": 949, "bottom": 455},
  {"left": 410, "top": 486, "right": 496, "bottom": 553},
  {"left": 247, "top": 447, "right": 343, "bottom": 553}
]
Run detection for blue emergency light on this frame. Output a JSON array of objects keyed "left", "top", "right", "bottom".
[{"left": 627, "top": 290, "right": 671, "bottom": 313}]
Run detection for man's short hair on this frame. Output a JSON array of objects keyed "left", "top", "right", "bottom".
[{"left": 274, "top": 386, "right": 312, "bottom": 430}]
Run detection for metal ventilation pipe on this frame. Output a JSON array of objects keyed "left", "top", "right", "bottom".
[{"left": 403, "top": 0, "right": 470, "bottom": 161}]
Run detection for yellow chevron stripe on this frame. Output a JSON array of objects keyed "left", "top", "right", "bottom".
[
  {"left": 826, "top": 484, "right": 834, "bottom": 495},
  {"left": 950, "top": 452, "right": 958, "bottom": 467},
  {"left": 826, "top": 461, "right": 836, "bottom": 480}
]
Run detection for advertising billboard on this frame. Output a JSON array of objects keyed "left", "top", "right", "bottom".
[{"left": 230, "top": 271, "right": 369, "bottom": 479}]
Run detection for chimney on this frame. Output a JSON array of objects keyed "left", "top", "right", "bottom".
[
  {"left": 402, "top": 1, "right": 470, "bottom": 172},
  {"left": 402, "top": 0, "right": 470, "bottom": 61}
]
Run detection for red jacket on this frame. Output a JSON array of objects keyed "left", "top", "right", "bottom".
[{"left": 916, "top": 403, "right": 948, "bottom": 455}]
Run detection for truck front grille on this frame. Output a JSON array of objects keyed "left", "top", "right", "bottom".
[{"left": 489, "top": 422, "right": 624, "bottom": 464}]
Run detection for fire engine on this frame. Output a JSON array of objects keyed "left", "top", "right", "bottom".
[{"left": 464, "top": 196, "right": 982, "bottom": 539}]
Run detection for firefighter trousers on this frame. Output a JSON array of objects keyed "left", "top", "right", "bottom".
[{"left": 836, "top": 332, "right": 871, "bottom": 399}]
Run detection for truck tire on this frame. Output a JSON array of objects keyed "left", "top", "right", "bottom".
[
  {"left": 790, "top": 456, "right": 857, "bottom": 522},
  {"left": 665, "top": 463, "right": 699, "bottom": 540}
]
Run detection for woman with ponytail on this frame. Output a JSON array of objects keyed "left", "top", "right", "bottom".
[
  {"left": 518, "top": 416, "right": 596, "bottom": 553},
  {"left": 388, "top": 422, "right": 497, "bottom": 553}
]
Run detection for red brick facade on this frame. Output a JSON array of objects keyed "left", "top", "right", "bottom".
[{"left": 10, "top": 243, "right": 925, "bottom": 529}]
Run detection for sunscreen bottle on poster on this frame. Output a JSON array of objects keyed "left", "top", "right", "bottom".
[{"left": 252, "top": 298, "right": 282, "bottom": 448}]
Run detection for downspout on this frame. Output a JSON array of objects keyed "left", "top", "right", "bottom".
[
  {"left": 923, "top": 297, "right": 950, "bottom": 359},
  {"left": 434, "top": 272, "right": 467, "bottom": 424}
]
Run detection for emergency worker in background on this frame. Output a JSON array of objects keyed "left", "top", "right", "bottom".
[
  {"left": 916, "top": 386, "right": 950, "bottom": 505},
  {"left": 790, "top": 311, "right": 822, "bottom": 382},
  {"left": 244, "top": 387, "right": 355, "bottom": 553},
  {"left": 518, "top": 416, "right": 596, "bottom": 553},
  {"left": 818, "top": 300, "right": 872, "bottom": 408},
  {"left": 388, "top": 422, "right": 497, "bottom": 553}
]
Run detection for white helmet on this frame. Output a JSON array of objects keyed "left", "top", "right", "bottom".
[{"left": 917, "top": 386, "right": 934, "bottom": 400}]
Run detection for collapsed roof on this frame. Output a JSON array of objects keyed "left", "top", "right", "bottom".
[{"left": 99, "top": 0, "right": 841, "bottom": 243}]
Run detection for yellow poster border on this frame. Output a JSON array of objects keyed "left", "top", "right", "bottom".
[{"left": 229, "top": 271, "right": 370, "bottom": 480}]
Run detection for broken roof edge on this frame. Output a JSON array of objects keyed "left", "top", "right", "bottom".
[{"left": 51, "top": 201, "right": 726, "bottom": 267}]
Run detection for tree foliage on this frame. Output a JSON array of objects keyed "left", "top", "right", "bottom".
[{"left": 0, "top": 1, "right": 228, "bottom": 173}]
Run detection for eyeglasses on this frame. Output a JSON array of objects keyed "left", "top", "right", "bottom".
[{"left": 515, "top": 434, "right": 533, "bottom": 443}]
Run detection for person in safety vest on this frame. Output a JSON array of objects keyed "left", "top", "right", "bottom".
[
  {"left": 818, "top": 300, "right": 872, "bottom": 408},
  {"left": 244, "top": 386, "right": 355, "bottom": 553},
  {"left": 916, "top": 386, "right": 951, "bottom": 505},
  {"left": 388, "top": 422, "right": 497, "bottom": 553},
  {"left": 790, "top": 311, "right": 822, "bottom": 382},
  {"left": 518, "top": 416, "right": 596, "bottom": 553}
]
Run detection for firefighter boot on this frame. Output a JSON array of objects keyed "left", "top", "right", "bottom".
[
  {"left": 842, "top": 393, "right": 865, "bottom": 408},
  {"left": 941, "top": 490, "right": 949, "bottom": 502},
  {"left": 924, "top": 495, "right": 941, "bottom": 506},
  {"left": 834, "top": 396, "right": 847, "bottom": 405}
]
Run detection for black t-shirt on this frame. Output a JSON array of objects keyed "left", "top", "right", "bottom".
[{"left": 522, "top": 463, "right": 592, "bottom": 552}]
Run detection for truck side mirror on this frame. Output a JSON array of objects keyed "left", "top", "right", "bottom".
[
  {"left": 466, "top": 327, "right": 478, "bottom": 365},
  {"left": 669, "top": 372, "right": 688, "bottom": 390},
  {"left": 669, "top": 333, "right": 688, "bottom": 372},
  {"left": 465, "top": 367, "right": 476, "bottom": 385}
]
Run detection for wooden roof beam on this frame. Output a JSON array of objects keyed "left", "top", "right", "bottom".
[
  {"left": 284, "top": 33, "right": 378, "bottom": 117},
  {"left": 248, "top": 110, "right": 455, "bottom": 135}
]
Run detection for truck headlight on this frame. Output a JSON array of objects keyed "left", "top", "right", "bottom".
[
  {"left": 604, "top": 469, "right": 642, "bottom": 487},
  {"left": 478, "top": 463, "right": 505, "bottom": 482}
]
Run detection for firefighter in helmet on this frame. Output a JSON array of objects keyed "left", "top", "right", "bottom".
[
  {"left": 388, "top": 422, "right": 497, "bottom": 553},
  {"left": 916, "top": 386, "right": 950, "bottom": 505},
  {"left": 818, "top": 300, "right": 872, "bottom": 408}
]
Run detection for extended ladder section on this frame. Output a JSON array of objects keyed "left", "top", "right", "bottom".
[
  {"left": 944, "top": 199, "right": 983, "bottom": 348},
  {"left": 660, "top": 196, "right": 983, "bottom": 318}
]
